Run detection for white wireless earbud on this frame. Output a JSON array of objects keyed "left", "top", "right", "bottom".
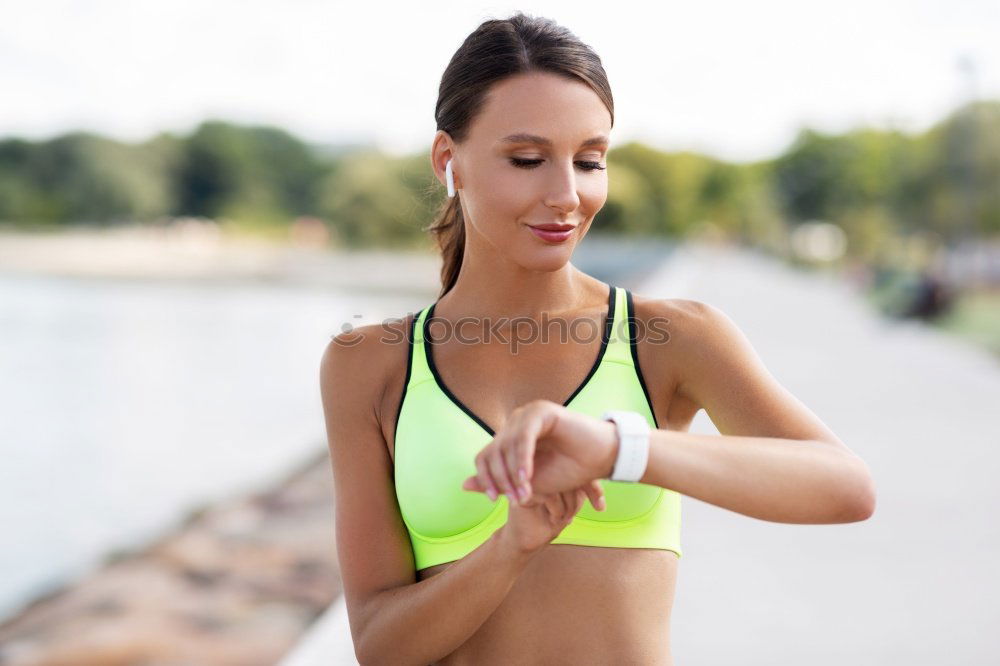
[{"left": 445, "top": 158, "right": 456, "bottom": 198}]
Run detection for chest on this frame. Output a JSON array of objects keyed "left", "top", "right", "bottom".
[{"left": 392, "top": 359, "right": 666, "bottom": 540}]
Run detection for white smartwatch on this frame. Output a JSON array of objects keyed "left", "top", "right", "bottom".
[{"left": 602, "top": 409, "right": 651, "bottom": 482}]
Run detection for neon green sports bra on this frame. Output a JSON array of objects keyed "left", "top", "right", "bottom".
[{"left": 393, "top": 283, "right": 683, "bottom": 571}]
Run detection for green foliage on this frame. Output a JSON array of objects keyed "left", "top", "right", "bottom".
[
  {"left": 173, "top": 120, "right": 325, "bottom": 222},
  {"left": 317, "top": 150, "right": 433, "bottom": 248},
  {"left": 936, "top": 288, "right": 1000, "bottom": 358},
  {"left": 769, "top": 100, "right": 1000, "bottom": 258},
  {"left": 1, "top": 101, "right": 998, "bottom": 254},
  {"left": 0, "top": 132, "right": 177, "bottom": 224}
]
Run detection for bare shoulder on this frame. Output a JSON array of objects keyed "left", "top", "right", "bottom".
[
  {"left": 629, "top": 292, "right": 752, "bottom": 409},
  {"left": 632, "top": 291, "right": 854, "bottom": 451},
  {"left": 628, "top": 292, "right": 721, "bottom": 354},
  {"left": 629, "top": 292, "right": 714, "bottom": 323},
  {"left": 320, "top": 313, "right": 415, "bottom": 439},
  {"left": 632, "top": 291, "right": 777, "bottom": 410},
  {"left": 624, "top": 293, "right": 721, "bottom": 428},
  {"left": 319, "top": 312, "right": 422, "bottom": 642}
]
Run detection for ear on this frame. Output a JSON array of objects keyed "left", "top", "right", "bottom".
[{"left": 430, "top": 130, "right": 459, "bottom": 190}]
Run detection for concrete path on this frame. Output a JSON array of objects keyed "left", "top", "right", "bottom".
[
  {"left": 279, "top": 597, "right": 358, "bottom": 666},
  {"left": 644, "top": 242, "right": 999, "bottom": 664},
  {"left": 282, "top": 241, "right": 1000, "bottom": 665}
]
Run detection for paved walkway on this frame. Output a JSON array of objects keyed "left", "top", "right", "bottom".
[{"left": 283, "top": 242, "right": 1000, "bottom": 664}]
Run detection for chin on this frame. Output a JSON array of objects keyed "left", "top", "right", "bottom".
[{"left": 518, "top": 243, "right": 575, "bottom": 273}]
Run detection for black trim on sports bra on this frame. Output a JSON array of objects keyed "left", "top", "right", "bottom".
[
  {"left": 626, "top": 288, "right": 661, "bottom": 429},
  {"left": 423, "top": 282, "right": 617, "bottom": 437},
  {"left": 392, "top": 311, "right": 418, "bottom": 456}
]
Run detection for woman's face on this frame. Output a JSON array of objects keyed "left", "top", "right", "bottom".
[{"left": 438, "top": 71, "right": 612, "bottom": 272}]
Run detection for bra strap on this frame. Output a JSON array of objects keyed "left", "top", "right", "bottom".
[
  {"left": 602, "top": 285, "right": 633, "bottom": 366},
  {"left": 405, "top": 305, "right": 434, "bottom": 388}
]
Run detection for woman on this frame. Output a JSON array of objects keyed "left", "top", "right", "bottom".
[{"left": 320, "top": 12, "right": 876, "bottom": 665}]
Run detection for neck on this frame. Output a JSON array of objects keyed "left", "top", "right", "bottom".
[{"left": 436, "top": 252, "right": 600, "bottom": 322}]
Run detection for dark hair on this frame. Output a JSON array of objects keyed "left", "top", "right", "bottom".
[{"left": 426, "top": 12, "right": 614, "bottom": 298}]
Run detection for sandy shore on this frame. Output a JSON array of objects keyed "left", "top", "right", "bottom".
[
  {"left": 0, "top": 223, "right": 675, "bottom": 295},
  {"left": 0, "top": 450, "right": 340, "bottom": 665},
  {"left": 0, "top": 223, "right": 442, "bottom": 296}
]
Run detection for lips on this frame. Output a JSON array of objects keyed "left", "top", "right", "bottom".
[
  {"left": 529, "top": 223, "right": 576, "bottom": 231},
  {"left": 527, "top": 223, "right": 576, "bottom": 244}
]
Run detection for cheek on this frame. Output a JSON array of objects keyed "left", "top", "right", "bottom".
[
  {"left": 468, "top": 170, "right": 536, "bottom": 225},
  {"left": 579, "top": 173, "right": 608, "bottom": 208}
]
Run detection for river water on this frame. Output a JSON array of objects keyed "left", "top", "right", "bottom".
[{"left": 0, "top": 272, "right": 424, "bottom": 618}]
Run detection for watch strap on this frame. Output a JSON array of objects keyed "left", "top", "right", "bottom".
[{"left": 602, "top": 409, "right": 651, "bottom": 482}]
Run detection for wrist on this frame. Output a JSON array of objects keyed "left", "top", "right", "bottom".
[
  {"left": 599, "top": 419, "right": 619, "bottom": 479},
  {"left": 493, "top": 525, "right": 543, "bottom": 562},
  {"left": 601, "top": 410, "right": 652, "bottom": 482}
]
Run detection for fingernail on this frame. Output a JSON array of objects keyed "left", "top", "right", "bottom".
[
  {"left": 487, "top": 487, "right": 497, "bottom": 501},
  {"left": 519, "top": 468, "right": 527, "bottom": 483},
  {"left": 517, "top": 486, "right": 528, "bottom": 502},
  {"left": 506, "top": 491, "right": 517, "bottom": 504}
]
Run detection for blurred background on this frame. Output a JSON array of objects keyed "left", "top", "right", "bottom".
[{"left": 1, "top": 1, "right": 998, "bottom": 664}]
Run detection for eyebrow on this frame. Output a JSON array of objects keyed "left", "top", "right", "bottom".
[{"left": 499, "top": 132, "right": 609, "bottom": 148}]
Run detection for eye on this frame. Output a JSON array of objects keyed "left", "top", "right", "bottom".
[{"left": 509, "top": 157, "right": 607, "bottom": 172}]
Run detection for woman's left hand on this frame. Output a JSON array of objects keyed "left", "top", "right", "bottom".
[{"left": 460, "top": 400, "right": 618, "bottom": 508}]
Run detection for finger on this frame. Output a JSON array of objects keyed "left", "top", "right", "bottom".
[
  {"left": 512, "top": 418, "right": 542, "bottom": 496},
  {"left": 584, "top": 479, "right": 607, "bottom": 511},
  {"left": 544, "top": 494, "right": 562, "bottom": 521},
  {"left": 517, "top": 401, "right": 561, "bottom": 486},
  {"left": 461, "top": 476, "right": 484, "bottom": 493},
  {"left": 474, "top": 453, "right": 498, "bottom": 502},
  {"left": 563, "top": 489, "right": 579, "bottom": 522},
  {"left": 487, "top": 445, "right": 519, "bottom": 505},
  {"left": 568, "top": 488, "right": 585, "bottom": 519},
  {"left": 556, "top": 491, "right": 569, "bottom": 523},
  {"left": 504, "top": 441, "right": 531, "bottom": 505},
  {"left": 518, "top": 492, "right": 545, "bottom": 509},
  {"left": 567, "top": 489, "right": 585, "bottom": 523}
]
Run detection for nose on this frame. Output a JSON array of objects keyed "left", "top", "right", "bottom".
[{"left": 543, "top": 161, "right": 581, "bottom": 213}]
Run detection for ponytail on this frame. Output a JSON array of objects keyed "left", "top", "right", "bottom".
[{"left": 425, "top": 193, "right": 465, "bottom": 299}]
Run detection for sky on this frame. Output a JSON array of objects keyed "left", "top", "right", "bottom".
[{"left": 1, "top": 0, "right": 999, "bottom": 163}]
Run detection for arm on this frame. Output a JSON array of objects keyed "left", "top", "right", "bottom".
[
  {"left": 596, "top": 426, "right": 875, "bottom": 524},
  {"left": 320, "top": 326, "right": 538, "bottom": 666},
  {"left": 613, "top": 298, "right": 876, "bottom": 524},
  {"left": 359, "top": 531, "right": 536, "bottom": 665}
]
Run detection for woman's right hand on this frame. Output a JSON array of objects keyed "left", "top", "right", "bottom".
[{"left": 498, "top": 482, "right": 597, "bottom": 555}]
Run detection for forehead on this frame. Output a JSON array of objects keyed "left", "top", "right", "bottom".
[{"left": 469, "top": 71, "right": 611, "bottom": 145}]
